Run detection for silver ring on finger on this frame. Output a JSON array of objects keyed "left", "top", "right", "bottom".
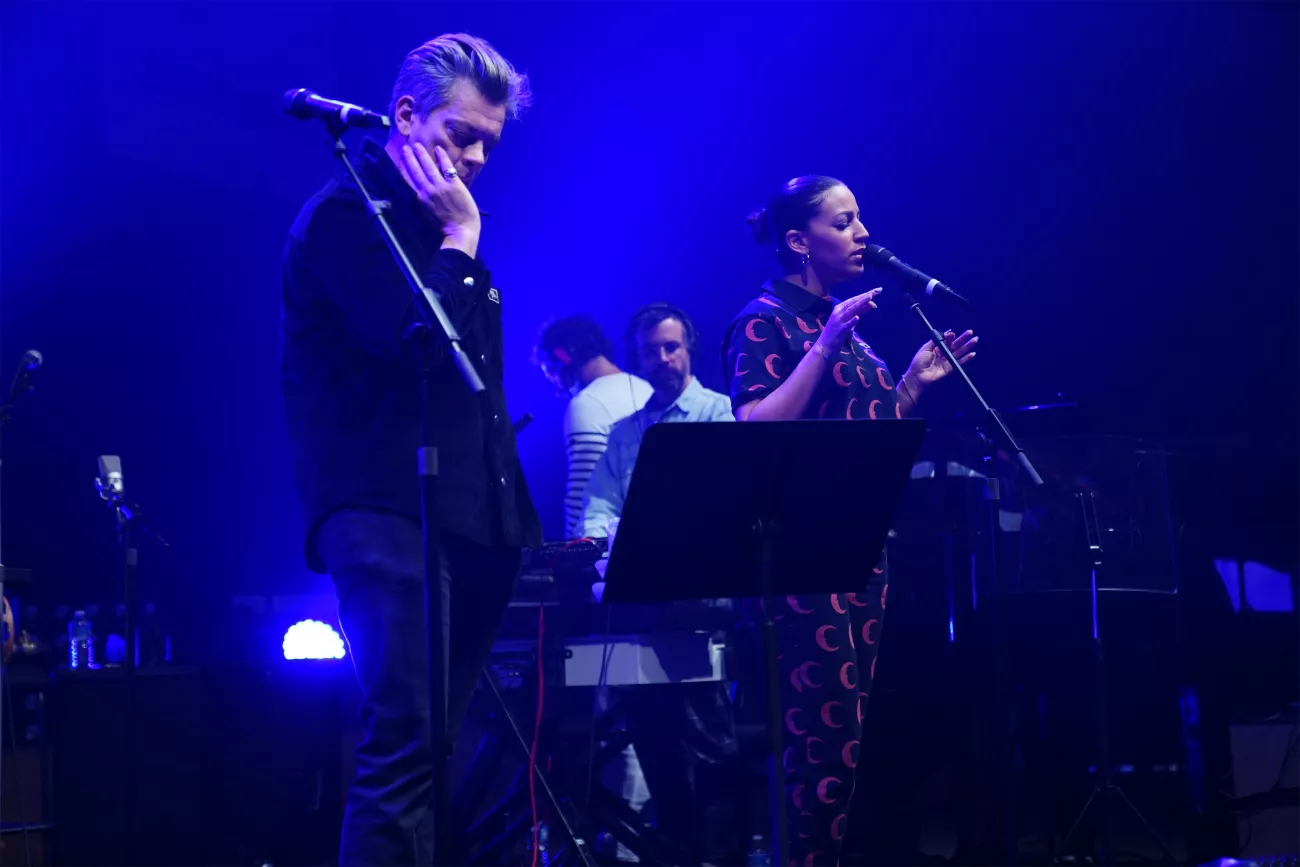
[{"left": 443, "top": 168, "right": 458, "bottom": 180}]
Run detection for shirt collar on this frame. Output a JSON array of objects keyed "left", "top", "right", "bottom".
[
  {"left": 761, "top": 278, "right": 835, "bottom": 314},
  {"left": 356, "top": 137, "right": 409, "bottom": 198},
  {"left": 646, "top": 376, "right": 705, "bottom": 418}
]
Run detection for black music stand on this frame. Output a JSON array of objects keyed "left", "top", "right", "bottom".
[
  {"left": 1007, "top": 435, "right": 1180, "bottom": 866},
  {"left": 603, "top": 419, "right": 926, "bottom": 866}
]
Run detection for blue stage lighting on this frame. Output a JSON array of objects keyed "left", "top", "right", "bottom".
[{"left": 282, "top": 619, "right": 346, "bottom": 660}]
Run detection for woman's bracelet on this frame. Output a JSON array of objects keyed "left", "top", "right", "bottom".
[{"left": 898, "top": 374, "right": 918, "bottom": 404}]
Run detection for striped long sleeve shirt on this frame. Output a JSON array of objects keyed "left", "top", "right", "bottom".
[{"left": 560, "top": 372, "right": 653, "bottom": 539}]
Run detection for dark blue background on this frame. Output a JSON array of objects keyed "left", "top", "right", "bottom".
[{"left": 2, "top": 1, "right": 1295, "bottom": 637}]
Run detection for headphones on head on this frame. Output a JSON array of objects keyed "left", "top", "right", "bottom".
[
  {"left": 535, "top": 316, "right": 613, "bottom": 383},
  {"left": 533, "top": 340, "right": 575, "bottom": 384},
  {"left": 546, "top": 344, "right": 574, "bottom": 371},
  {"left": 624, "top": 302, "right": 698, "bottom": 370}
]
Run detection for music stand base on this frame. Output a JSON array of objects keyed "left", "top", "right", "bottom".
[
  {"left": 757, "top": 521, "right": 791, "bottom": 867},
  {"left": 1055, "top": 783, "right": 1178, "bottom": 866}
]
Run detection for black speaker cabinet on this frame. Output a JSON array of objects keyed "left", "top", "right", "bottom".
[
  {"left": 50, "top": 663, "right": 353, "bottom": 866},
  {"left": 1, "top": 667, "right": 51, "bottom": 866},
  {"left": 50, "top": 667, "right": 202, "bottom": 866},
  {"left": 197, "top": 663, "right": 349, "bottom": 866}
]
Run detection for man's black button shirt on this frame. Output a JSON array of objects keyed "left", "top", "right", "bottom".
[{"left": 281, "top": 137, "right": 542, "bottom": 571}]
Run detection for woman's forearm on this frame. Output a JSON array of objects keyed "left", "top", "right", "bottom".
[
  {"left": 736, "top": 342, "right": 833, "bottom": 421},
  {"left": 896, "top": 371, "right": 922, "bottom": 417}
]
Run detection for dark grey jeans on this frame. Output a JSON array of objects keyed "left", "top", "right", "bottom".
[{"left": 316, "top": 509, "right": 520, "bottom": 866}]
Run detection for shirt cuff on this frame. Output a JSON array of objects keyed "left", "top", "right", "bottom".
[
  {"left": 430, "top": 246, "right": 482, "bottom": 281},
  {"left": 434, "top": 246, "right": 476, "bottom": 268}
]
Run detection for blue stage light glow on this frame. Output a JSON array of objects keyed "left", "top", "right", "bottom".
[{"left": 282, "top": 619, "right": 346, "bottom": 660}]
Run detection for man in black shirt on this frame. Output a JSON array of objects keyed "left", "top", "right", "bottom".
[{"left": 280, "top": 33, "right": 541, "bottom": 866}]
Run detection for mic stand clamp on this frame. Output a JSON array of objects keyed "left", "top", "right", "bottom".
[{"left": 323, "top": 121, "right": 483, "bottom": 866}]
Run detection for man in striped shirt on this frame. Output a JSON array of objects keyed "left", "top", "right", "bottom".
[{"left": 534, "top": 315, "right": 652, "bottom": 539}]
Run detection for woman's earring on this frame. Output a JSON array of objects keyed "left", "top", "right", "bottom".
[{"left": 800, "top": 252, "right": 810, "bottom": 281}]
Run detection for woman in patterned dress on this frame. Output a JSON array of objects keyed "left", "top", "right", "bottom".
[{"left": 723, "top": 175, "right": 977, "bottom": 866}]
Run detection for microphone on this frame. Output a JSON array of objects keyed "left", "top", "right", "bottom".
[
  {"left": 98, "top": 455, "right": 125, "bottom": 498},
  {"left": 864, "top": 244, "right": 970, "bottom": 307},
  {"left": 19, "top": 350, "right": 42, "bottom": 372},
  {"left": 93, "top": 455, "right": 166, "bottom": 544},
  {"left": 7, "top": 349, "right": 43, "bottom": 402},
  {"left": 282, "top": 88, "right": 390, "bottom": 130}
]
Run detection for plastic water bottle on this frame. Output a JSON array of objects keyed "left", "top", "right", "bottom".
[
  {"left": 746, "top": 833, "right": 771, "bottom": 866},
  {"left": 527, "top": 822, "right": 550, "bottom": 866},
  {"left": 67, "top": 610, "right": 97, "bottom": 670}
]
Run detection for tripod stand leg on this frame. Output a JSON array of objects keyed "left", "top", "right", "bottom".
[
  {"left": 480, "top": 671, "right": 595, "bottom": 867},
  {"left": 1112, "top": 785, "right": 1178, "bottom": 863},
  {"left": 761, "top": 598, "right": 790, "bottom": 866},
  {"left": 1055, "top": 786, "right": 1100, "bottom": 863}
]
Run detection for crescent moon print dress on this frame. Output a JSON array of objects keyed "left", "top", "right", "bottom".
[{"left": 723, "top": 279, "right": 897, "bottom": 867}]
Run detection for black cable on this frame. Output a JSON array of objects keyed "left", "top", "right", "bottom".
[
  {"left": 581, "top": 603, "right": 617, "bottom": 823},
  {"left": 630, "top": 371, "right": 648, "bottom": 446},
  {"left": 575, "top": 363, "right": 640, "bottom": 829}
]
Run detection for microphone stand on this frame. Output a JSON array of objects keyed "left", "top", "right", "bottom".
[
  {"left": 93, "top": 470, "right": 167, "bottom": 865},
  {"left": 901, "top": 290, "right": 1043, "bottom": 866},
  {"left": 322, "top": 118, "right": 485, "bottom": 866},
  {"left": 92, "top": 480, "right": 170, "bottom": 674},
  {"left": 902, "top": 295, "right": 1042, "bottom": 488}
]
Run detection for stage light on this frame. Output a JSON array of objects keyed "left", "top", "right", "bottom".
[{"left": 282, "top": 619, "right": 346, "bottom": 660}]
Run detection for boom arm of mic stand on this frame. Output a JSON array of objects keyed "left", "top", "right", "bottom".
[
  {"left": 902, "top": 291, "right": 1044, "bottom": 487},
  {"left": 93, "top": 482, "right": 169, "bottom": 547},
  {"left": 327, "top": 132, "right": 484, "bottom": 394},
  {"left": 116, "top": 503, "right": 169, "bottom": 548}
]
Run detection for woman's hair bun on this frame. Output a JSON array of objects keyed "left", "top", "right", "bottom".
[{"left": 746, "top": 207, "right": 771, "bottom": 245}]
